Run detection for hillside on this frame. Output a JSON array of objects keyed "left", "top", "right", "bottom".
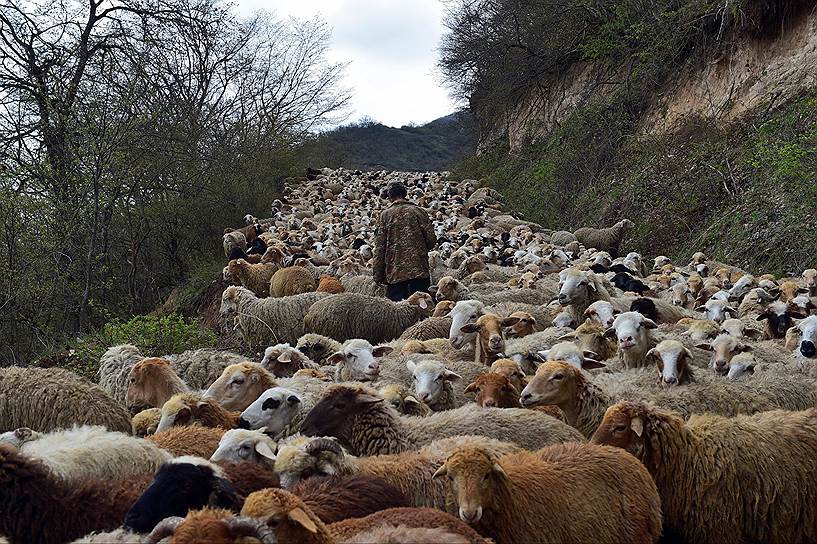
[
  {"left": 441, "top": 0, "right": 817, "bottom": 275},
  {"left": 302, "top": 111, "right": 477, "bottom": 171}
]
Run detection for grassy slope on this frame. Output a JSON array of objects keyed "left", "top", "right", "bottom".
[{"left": 451, "top": 92, "right": 817, "bottom": 275}]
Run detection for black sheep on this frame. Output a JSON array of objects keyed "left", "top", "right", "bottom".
[
  {"left": 228, "top": 246, "right": 250, "bottom": 261},
  {"left": 612, "top": 272, "right": 650, "bottom": 295},
  {"left": 630, "top": 298, "right": 658, "bottom": 322},
  {"left": 246, "top": 237, "right": 268, "bottom": 256}
]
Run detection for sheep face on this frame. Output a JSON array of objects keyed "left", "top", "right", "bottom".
[
  {"left": 433, "top": 447, "right": 504, "bottom": 525},
  {"left": 448, "top": 300, "right": 485, "bottom": 349},
  {"left": 433, "top": 300, "right": 456, "bottom": 317},
  {"left": 567, "top": 322, "right": 616, "bottom": 362},
  {"left": 503, "top": 311, "right": 535, "bottom": 338},
  {"left": 239, "top": 388, "right": 302, "bottom": 435},
  {"left": 464, "top": 373, "right": 519, "bottom": 408},
  {"left": 125, "top": 460, "right": 239, "bottom": 534},
  {"left": 126, "top": 358, "right": 179, "bottom": 412},
  {"left": 407, "top": 360, "right": 461, "bottom": 405},
  {"left": 261, "top": 344, "right": 315, "bottom": 378},
  {"left": 558, "top": 269, "right": 594, "bottom": 305},
  {"left": 583, "top": 300, "right": 618, "bottom": 328},
  {"left": 219, "top": 287, "right": 241, "bottom": 317},
  {"left": 210, "top": 429, "right": 277, "bottom": 465},
  {"left": 758, "top": 301, "right": 803, "bottom": 339},
  {"left": 590, "top": 402, "right": 647, "bottom": 460},
  {"left": 274, "top": 437, "right": 345, "bottom": 489},
  {"left": 698, "top": 298, "right": 736, "bottom": 323},
  {"left": 300, "top": 386, "right": 385, "bottom": 442},
  {"left": 461, "top": 314, "right": 511, "bottom": 363},
  {"left": 646, "top": 340, "right": 693, "bottom": 386},
  {"left": 606, "top": 312, "right": 657, "bottom": 352},
  {"left": 489, "top": 359, "right": 527, "bottom": 392},
  {"left": 671, "top": 283, "right": 691, "bottom": 307},
  {"left": 156, "top": 393, "right": 198, "bottom": 433},
  {"left": 436, "top": 276, "right": 465, "bottom": 302},
  {"left": 329, "top": 340, "right": 392, "bottom": 381},
  {"left": 802, "top": 269, "right": 817, "bottom": 295},
  {"left": 520, "top": 361, "right": 575, "bottom": 408},
  {"left": 797, "top": 316, "right": 817, "bottom": 358},
  {"left": 202, "top": 364, "right": 274, "bottom": 412},
  {"left": 241, "top": 488, "right": 321, "bottom": 543},
  {"left": 779, "top": 280, "right": 809, "bottom": 303},
  {"left": 540, "top": 341, "right": 594, "bottom": 370},
  {"left": 697, "top": 334, "right": 752, "bottom": 376},
  {"left": 378, "top": 383, "right": 431, "bottom": 416},
  {"left": 296, "top": 335, "right": 338, "bottom": 365},
  {"left": 725, "top": 353, "right": 757, "bottom": 380}
]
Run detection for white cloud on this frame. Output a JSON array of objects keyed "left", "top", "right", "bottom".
[{"left": 235, "top": 0, "right": 459, "bottom": 127}]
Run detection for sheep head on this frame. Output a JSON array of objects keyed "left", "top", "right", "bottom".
[
  {"left": 520, "top": 361, "right": 582, "bottom": 409},
  {"left": 489, "top": 359, "right": 527, "bottom": 392},
  {"left": 210, "top": 428, "right": 277, "bottom": 466},
  {"left": 201, "top": 362, "right": 277, "bottom": 412},
  {"left": 646, "top": 340, "right": 694, "bottom": 387},
  {"left": 433, "top": 447, "right": 507, "bottom": 525},
  {"left": 464, "top": 372, "right": 519, "bottom": 408},
  {"left": 407, "top": 359, "right": 462, "bottom": 405},
  {"left": 238, "top": 387, "right": 303, "bottom": 436},
  {"left": 590, "top": 401, "right": 654, "bottom": 462},
  {"left": 299, "top": 385, "right": 386, "bottom": 444},
  {"left": 696, "top": 334, "right": 753, "bottom": 376},
  {"left": 126, "top": 357, "right": 185, "bottom": 413},
  {"left": 241, "top": 488, "right": 326, "bottom": 543},
  {"left": 274, "top": 437, "right": 347, "bottom": 489}
]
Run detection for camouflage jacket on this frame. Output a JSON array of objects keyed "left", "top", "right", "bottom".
[{"left": 373, "top": 199, "right": 436, "bottom": 285}]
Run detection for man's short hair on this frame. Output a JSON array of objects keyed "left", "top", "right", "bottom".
[{"left": 387, "top": 182, "right": 407, "bottom": 200}]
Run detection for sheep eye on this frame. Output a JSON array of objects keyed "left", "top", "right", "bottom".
[
  {"left": 552, "top": 374, "right": 564, "bottom": 381},
  {"left": 614, "top": 424, "right": 627, "bottom": 433},
  {"left": 334, "top": 403, "right": 346, "bottom": 410}
]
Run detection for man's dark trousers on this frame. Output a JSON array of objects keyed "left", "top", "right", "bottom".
[{"left": 386, "top": 277, "right": 431, "bottom": 302}]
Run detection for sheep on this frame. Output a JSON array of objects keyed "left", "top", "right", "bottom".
[
  {"left": 329, "top": 339, "right": 393, "bottom": 382},
  {"left": 500, "top": 310, "right": 538, "bottom": 338},
  {"left": 271, "top": 266, "right": 317, "bottom": 297},
  {"left": 316, "top": 275, "right": 344, "bottom": 294},
  {"left": 463, "top": 373, "right": 568, "bottom": 421},
  {"left": 582, "top": 300, "right": 619, "bottom": 328},
  {"left": 803, "top": 268, "right": 817, "bottom": 295},
  {"left": 238, "top": 386, "right": 314, "bottom": 438},
  {"left": 550, "top": 230, "right": 578, "bottom": 246},
  {"left": 124, "top": 457, "right": 240, "bottom": 534},
  {"left": 202, "top": 362, "right": 278, "bottom": 412},
  {"left": 433, "top": 444, "right": 661, "bottom": 544},
  {"left": 345, "top": 525, "right": 473, "bottom": 544},
  {"left": 646, "top": 339, "right": 698, "bottom": 386},
  {"left": 125, "top": 357, "right": 189, "bottom": 412},
  {"left": 296, "top": 333, "right": 344, "bottom": 366},
  {"left": 557, "top": 268, "right": 612, "bottom": 324},
  {"left": 605, "top": 311, "right": 658, "bottom": 368},
  {"left": 758, "top": 300, "right": 805, "bottom": 339},
  {"left": 340, "top": 274, "right": 386, "bottom": 297},
  {"left": 433, "top": 299, "right": 456, "bottom": 317},
  {"left": 98, "top": 344, "right": 145, "bottom": 404},
  {"left": 261, "top": 343, "right": 320, "bottom": 377},
  {"left": 500, "top": 327, "right": 575, "bottom": 374},
  {"left": 303, "top": 291, "right": 434, "bottom": 344},
  {"left": 227, "top": 259, "right": 277, "bottom": 297},
  {"left": 290, "top": 475, "right": 410, "bottom": 524},
  {"left": 447, "top": 299, "right": 485, "bottom": 351},
  {"left": 459, "top": 313, "right": 516, "bottom": 364},
  {"left": 210, "top": 428, "right": 277, "bottom": 466},
  {"left": 145, "top": 508, "right": 275, "bottom": 544},
  {"left": 0, "top": 366, "right": 132, "bottom": 434},
  {"left": 697, "top": 333, "right": 785, "bottom": 375},
  {"left": 5, "top": 425, "right": 170, "bottom": 482},
  {"left": 399, "top": 316, "right": 453, "bottom": 340},
  {"left": 719, "top": 317, "right": 762, "bottom": 339},
  {"left": 132, "top": 408, "right": 161, "bottom": 437},
  {"left": 794, "top": 315, "right": 817, "bottom": 358},
  {"left": 573, "top": 219, "right": 634, "bottom": 257},
  {"left": 0, "top": 445, "right": 151, "bottom": 544},
  {"left": 488, "top": 358, "right": 527, "bottom": 391},
  {"left": 148, "top": 425, "right": 226, "bottom": 458},
  {"left": 155, "top": 392, "right": 240, "bottom": 433},
  {"left": 560, "top": 320, "right": 618, "bottom": 361},
  {"left": 69, "top": 529, "right": 146, "bottom": 544},
  {"left": 592, "top": 401, "right": 817, "bottom": 544},
  {"left": 537, "top": 341, "right": 606, "bottom": 370},
  {"left": 778, "top": 279, "right": 807, "bottom": 302},
  {"left": 166, "top": 348, "right": 247, "bottom": 390},
  {"left": 677, "top": 318, "right": 721, "bottom": 341},
  {"left": 220, "top": 286, "right": 328, "bottom": 347},
  {"left": 299, "top": 384, "right": 584, "bottom": 456},
  {"left": 436, "top": 276, "right": 554, "bottom": 305},
  {"left": 223, "top": 230, "right": 247, "bottom": 257},
  {"left": 697, "top": 296, "right": 737, "bottom": 323},
  {"left": 406, "top": 358, "right": 484, "bottom": 410},
  {"left": 240, "top": 488, "right": 489, "bottom": 544},
  {"left": 377, "top": 383, "right": 431, "bottom": 416}
]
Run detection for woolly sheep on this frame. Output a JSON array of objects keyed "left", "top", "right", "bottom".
[
  {"left": 573, "top": 219, "right": 634, "bottom": 257},
  {"left": 98, "top": 344, "right": 144, "bottom": 404},
  {"left": 227, "top": 259, "right": 277, "bottom": 297},
  {"left": 316, "top": 275, "right": 344, "bottom": 294},
  {"left": 605, "top": 311, "right": 658, "bottom": 368},
  {"left": 399, "top": 316, "right": 453, "bottom": 340},
  {"left": 210, "top": 428, "right": 277, "bottom": 466},
  {"left": 271, "top": 266, "right": 317, "bottom": 298},
  {"left": 558, "top": 268, "right": 612, "bottom": 324},
  {"left": 145, "top": 508, "right": 275, "bottom": 544},
  {"left": 376, "top": 383, "right": 431, "bottom": 416},
  {"left": 220, "top": 286, "right": 328, "bottom": 347},
  {"left": 433, "top": 444, "right": 661, "bottom": 544},
  {"left": 261, "top": 343, "right": 320, "bottom": 377},
  {"left": 155, "top": 392, "right": 240, "bottom": 433},
  {"left": 166, "top": 348, "right": 247, "bottom": 390},
  {"left": 296, "top": 333, "right": 344, "bottom": 366},
  {"left": 0, "top": 366, "right": 131, "bottom": 434},
  {"left": 304, "top": 292, "right": 433, "bottom": 344},
  {"left": 340, "top": 274, "right": 386, "bottom": 297},
  {"left": 299, "top": 384, "right": 584, "bottom": 455},
  {"left": 592, "top": 401, "right": 817, "bottom": 544},
  {"left": 125, "top": 357, "right": 189, "bottom": 412},
  {"left": 406, "top": 358, "right": 485, "bottom": 410},
  {"left": 148, "top": 425, "right": 226, "bottom": 458},
  {"left": 238, "top": 387, "right": 314, "bottom": 439}
]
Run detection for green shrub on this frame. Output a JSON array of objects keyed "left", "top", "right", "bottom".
[{"left": 65, "top": 314, "right": 216, "bottom": 381}]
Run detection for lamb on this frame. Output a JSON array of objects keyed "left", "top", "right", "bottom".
[
  {"left": 202, "top": 362, "right": 279, "bottom": 411},
  {"left": 560, "top": 320, "right": 618, "bottom": 361},
  {"left": 98, "top": 344, "right": 145, "bottom": 404},
  {"left": 238, "top": 386, "right": 315, "bottom": 438},
  {"left": 406, "top": 358, "right": 485, "bottom": 410},
  {"left": 299, "top": 384, "right": 584, "bottom": 456},
  {"left": 210, "top": 428, "right": 277, "bottom": 466},
  {"left": 240, "top": 488, "right": 489, "bottom": 544},
  {"left": 220, "top": 286, "right": 328, "bottom": 347},
  {"left": 155, "top": 392, "right": 241, "bottom": 433},
  {"left": 462, "top": 372, "right": 565, "bottom": 422},
  {"left": 433, "top": 444, "right": 661, "bottom": 544},
  {"left": 460, "top": 313, "right": 516, "bottom": 364},
  {"left": 3, "top": 425, "right": 170, "bottom": 482},
  {"left": 227, "top": 259, "right": 277, "bottom": 297},
  {"left": 592, "top": 401, "right": 817, "bottom": 544},
  {"left": 573, "top": 219, "right": 634, "bottom": 257},
  {"left": 0, "top": 445, "right": 151, "bottom": 544},
  {"left": 316, "top": 275, "right": 344, "bottom": 294},
  {"left": 296, "top": 333, "right": 344, "bottom": 366},
  {"left": 605, "top": 311, "right": 658, "bottom": 368},
  {"left": 377, "top": 383, "right": 431, "bottom": 416},
  {"left": 271, "top": 266, "right": 317, "bottom": 297},
  {"left": 488, "top": 358, "right": 528, "bottom": 391},
  {"left": 303, "top": 291, "right": 434, "bottom": 344},
  {"left": 0, "top": 366, "right": 132, "bottom": 434},
  {"left": 261, "top": 343, "right": 320, "bottom": 377},
  {"left": 125, "top": 357, "right": 189, "bottom": 412},
  {"left": 148, "top": 425, "right": 226, "bottom": 458}
]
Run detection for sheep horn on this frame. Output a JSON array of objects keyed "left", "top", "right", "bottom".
[
  {"left": 305, "top": 437, "right": 343, "bottom": 457},
  {"left": 225, "top": 517, "right": 278, "bottom": 544},
  {"left": 146, "top": 517, "right": 184, "bottom": 543}
]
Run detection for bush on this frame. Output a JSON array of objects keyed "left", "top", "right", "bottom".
[{"left": 65, "top": 314, "right": 216, "bottom": 381}]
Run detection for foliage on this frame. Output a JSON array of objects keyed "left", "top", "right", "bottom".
[
  {"left": 302, "top": 112, "right": 477, "bottom": 171},
  {"left": 65, "top": 314, "right": 216, "bottom": 381}
]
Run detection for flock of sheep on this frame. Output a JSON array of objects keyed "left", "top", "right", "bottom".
[{"left": 3, "top": 168, "right": 817, "bottom": 543}]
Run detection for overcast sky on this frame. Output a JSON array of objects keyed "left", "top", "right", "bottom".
[{"left": 235, "top": 0, "right": 459, "bottom": 128}]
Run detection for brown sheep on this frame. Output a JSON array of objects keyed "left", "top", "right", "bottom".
[
  {"left": 291, "top": 475, "right": 410, "bottom": 524},
  {"left": 227, "top": 259, "right": 277, "bottom": 297},
  {"left": 149, "top": 425, "right": 226, "bottom": 458},
  {"left": 316, "top": 275, "right": 344, "bottom": 294},
  {"left": 592, "top": 401, "right": 817, "bottom": 544},
  {"left": 146, "top": 508, "right": 275, "bottom": 544},
  {"left": 503, "top": 311, "right": 537, "bottom": 338},
  {"left": 155, "top": 393, "right": 241, "bottom": 433},
  {"left": 132, "top": 408, "right": 161, "bottom": 437},
  {"left": 433, "top": 445, "right": 661, "bottom": 544},
  {"left": 240, "top": 488, "right": 489, "bottom": 544},
  {"left": 294, "top": 368, "right": 333, "bottom": 381},
  {"left": 464, "top": 373, "right": 565, "bottom": 420},
  {"left": 125, "top": 358, "right": 189, "bottom": 412},
  {"left": 271, "top": 266, "right": 317, "bottom": 298},
  {"left": 202, "top": 362, "right": 278, "bottom": 412},
  {"left": 433, "top": 300, "right": 456, "bottom": 317},
  {"left": 489, "top": 358, "right": 528, "bottom": 392},
  {"left": 460, "top": 313, "right": 516, "bottom": 365},
  {"left": 561, "top": 320, "right": 618, "bottom": 361}
]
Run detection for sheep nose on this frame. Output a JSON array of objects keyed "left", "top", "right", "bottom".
[
  {"left": 483, "top": 399, "right": 496, "bottom": 407},
  {"left": 663, "top": 376, "right": 677, "bottom": 385},
  {"left": 368, "top": 364, "right": 380, "bottom": 374},
  {"left": 237, "top": 417, "right": 251, "bottom": 429},
  {"left": 673, "top": 300, "right": 683, "bottom": 306},
  {"left": 558, "top": 294, "right": 569, "bottom": 303}
]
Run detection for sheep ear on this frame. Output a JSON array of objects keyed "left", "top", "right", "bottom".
[
  {"left": 327, "top": 352, "right": 345, "bottom": 365},
  {"left": 756, "top": 313, "right": 769, "bottom": 321},
  {"left": 501, "top": 316, "right": 520, "bottom": 327},
  {"left": 491, "top": 462, "right": 508, "bottom": 480},
  {"left": 464, "top": 382, "right": 478, "bottom": 394},
  {"left": 643, "top": 319, "right": 658, "bottom": 329},
  {"left": 432, "top": 464, "right": 447, "bottom": 479},
  {"left": 277, "top": 352, "right": 293, "bottom": 363},
  {"left": 603, "top": 327, "right": 617, "bottom": 339},
  {"left": 581, "top": 358, "right": 606, "bottom": 370},
  {"left": 372, "top": 346, "right": 394, "bottom": 357},
  {"left": 695, "top": 342, "right": 712, "bottom": 351},
  {"left": 630, "top": 417, "right": 644, "bottom": 437},
  {"left": 255, "top": 441, "right": 276, "bottom": 460},
  {"left": 354, "top": 393, "right": 384, "bottom": 405},
  {"left": 558, "top": 332, "right": 577, "bottom": 340},
  {"left": 443, "top": 370, "right": 462, "bottom": 382},
  {"left": 406, "top": 360, "right": 416, "bottom": 372},
  {"left": 404, "top": 395, "right": 423, "bottom": 408},
  {"left": 460, "top": 323, "right": 480, "bottom": 333},
  {"left": 288, "top": 507, "right": 318, "bottom": 533},
  {"left": 739, "top": 344, "right": 753, "bottom": 352}
]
